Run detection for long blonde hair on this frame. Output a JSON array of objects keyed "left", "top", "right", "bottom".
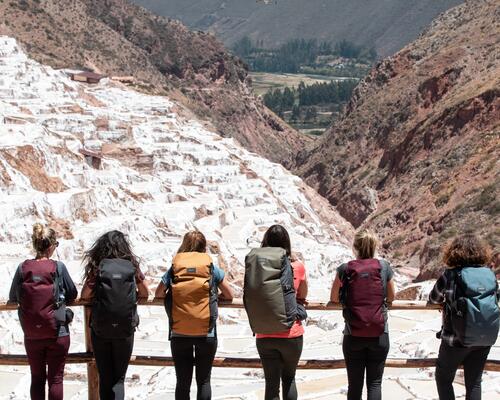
[
  {"left": 32, "top": 223, "right": 57, "bottom": 257},
  {"left": 353, "top": 229, "right": 378, "bottom": 259},
  {"left": 177, "top": 231, "right": 207, "bottom": 253}
]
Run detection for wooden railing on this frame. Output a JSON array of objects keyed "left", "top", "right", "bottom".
[{"left": 0, "top": 300, "right": 499, "bottom": 399}]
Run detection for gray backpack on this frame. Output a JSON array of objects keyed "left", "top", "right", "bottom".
[{"left": 243, "top": 247, "right": 298, "bottom": 334}]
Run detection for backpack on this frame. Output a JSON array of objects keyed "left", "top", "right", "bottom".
[
  {"left": 243, "top": 247, "right": 298, "bottom": 334},
  {"left": 91, "top": 258, "right": 138, "bottom": 339},
  {"left": 340, "top": 259, "right": 387, "bottom": 337},
  {"left": 449, "top": 266, "right": 500, "bottom": 347},
  {"left": 19, "top": 259, "right": 66, "bottom": 339},
  {"left": 164, "top": 252, "right": 218, "bottom": 336}
]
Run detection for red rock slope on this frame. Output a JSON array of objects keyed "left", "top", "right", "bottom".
[{"left": 294, "top": 0, "right": 499, "bottom": 279}]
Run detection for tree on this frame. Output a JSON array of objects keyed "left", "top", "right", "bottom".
[
  {"left": 291, "top": 105, "right": 301, "bottom": 122},
  {"left": 304, "top": 107, "right": 317, "bottom": 122},
  {"left": 232, "top": 36, "right": 254, "bottom": 57}
]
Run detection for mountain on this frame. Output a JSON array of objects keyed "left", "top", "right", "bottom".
[
  {"left": 0, "top": 34, "right": 349, "bottom": 398},
  {"left": 0, "top": 35, "right": 353, "bottom": 299},
  {"left": 0, "top": 0, "right": 305, "bottom": 166},
  {"left": 133, "top": 0, "right": 463, "bottom": 57},
  {"left": 294, "top": 0, "right": 499, "bottom": 280}
]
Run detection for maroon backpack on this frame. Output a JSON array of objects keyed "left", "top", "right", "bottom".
[
  {"left": 341, "top": 259, "right": 385, "bottom": 337},
  {"left": 20, "top": 260, "right": 61, "bottom": 339}
]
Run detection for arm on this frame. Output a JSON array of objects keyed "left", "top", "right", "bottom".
[
  {"left": 428, "top": 273, "right": 448, "bottom": 304},
  {"left": 218, "top": 279, "right": 233, "bottom": 301},
  {"left": 297, "top": 274, "right": 308, "bottom": 300},
  {"left": 8, "top": 265, "right": 22, "bottom": 304},
  {"left": 386, "top": 279, "right": 395, "bottom": 304},
  {"left": 154, "top": 281, "right": 167, "bottom": 299},
  {"left": 80, "top": 281, "right": 93, "bottom": 300},
  {"left": 60, "top": 264, "right": 78, "bottom": 302},
  {"left": 330, "top": 275, "right": 341, "bottom": 303},
  {"left": 137, "top": 280, "right": 149, "bottom": 299}
]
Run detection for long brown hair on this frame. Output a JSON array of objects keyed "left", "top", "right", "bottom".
[
  {"left": 261, "top": 225, "right": 292, "bottom": 258},
  {"left": 82, "top": 230, "right": 140, "bottom": 281},
  {"left": 353, "top": 229, "right": 378, "bottom": 259},
  {"left": 443, "top": 234, "right": 491, "bottom": 268},
  {"left": 177, "top": 231, "right": 207, "bottom": 253}
]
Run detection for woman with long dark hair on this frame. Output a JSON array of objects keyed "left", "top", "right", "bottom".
[
  {"left": 253, "top": 224, "right": 308, "bottom": 400},
  {"left": 9, "top": 223, "right": 77, "bottom": 400},
  {"left": 81, "top": 230, "right": 149, "bottom": 400},
  {"left": 429, "top": 234, "right": 498, "bottom": 400},
  {"left": 154, "top": 230, "right": 233, "bottom": 400},
  {"left": 330, "top": 229, "right": 395, "bottom": 400}
]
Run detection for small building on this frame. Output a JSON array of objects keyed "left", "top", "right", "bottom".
[
  {"left": 69, "top": 71, "right": 104, "bottom": 84},
  {"left": 79, "top": 148, "right": 102, "bottom": 169}
]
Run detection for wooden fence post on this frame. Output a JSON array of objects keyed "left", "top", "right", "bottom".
[{"left": 84, "top": 306, "right": 99, "bottom": 400}]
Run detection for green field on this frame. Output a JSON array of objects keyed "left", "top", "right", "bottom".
[{"left": 249, "top": 72, "right": 352, "bottom": 96}]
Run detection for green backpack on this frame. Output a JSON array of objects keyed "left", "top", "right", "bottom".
[{"left": 243, "top": 247, "right": 298, "bottom": 334}]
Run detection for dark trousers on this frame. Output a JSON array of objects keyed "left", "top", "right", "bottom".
[
  {"left": 342, "top": 333, "right": 390, "bottom": 400},
  {"left": 435, "top": 342, "right": 491, "bottom": 400},
  {"left": 91, "top": 331, "right": 134, "bottom": 400},
  {"left": 24, "top": 335, "right": 70, "bottom": 400},
  {"left": 170, "top": 336, "right": 218, "bottom": 400},
  {"left": 256, "top": 336, "right": 303, "bottom": 400}
]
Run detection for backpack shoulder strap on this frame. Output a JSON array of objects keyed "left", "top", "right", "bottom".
[
  {"left": 378, "top": 259, "right": 390, "bottom": 297},
  {"left": 54, "top": 261, "right": 66, "bottom": 306}
]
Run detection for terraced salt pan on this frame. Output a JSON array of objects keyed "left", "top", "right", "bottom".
[{"left": 0, "top": 36, "right": 498, "bottom": 398}]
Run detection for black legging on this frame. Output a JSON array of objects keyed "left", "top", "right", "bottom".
[
  {"left": 170, "top": 336, "right": 218, "bottom": 400},
  {"left": 342, "top": 333, "right": 390, "bottom": 400},
  {"left": 256, "top": 336, "right": 303, "bottom": 400},
  {"left": 91, "top": 331, "right": 134, "bottom": 400},
  {"left": 435, "top": 342, "right": 490, "bottom": 400}
]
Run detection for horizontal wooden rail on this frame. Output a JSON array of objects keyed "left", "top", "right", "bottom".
[
  {"left": 2, "top": 299, "right": 496, "bottom": 399},
  {"left": 0, "top": 299, "right": 443, "bottom": 311},
  {"left": 0, "top": 353, "right": 498, "bottom": 372}
]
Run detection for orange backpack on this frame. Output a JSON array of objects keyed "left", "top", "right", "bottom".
[{"left": 165, "top": 252, "right": 218, "bottom": 336}]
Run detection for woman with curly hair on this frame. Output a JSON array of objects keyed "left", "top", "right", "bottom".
[{"left": 429, "top": 234, "right": 499, "bottom": 400}]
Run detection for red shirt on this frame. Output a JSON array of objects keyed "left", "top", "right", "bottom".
[{"left": 256, "top": 260, "right": 306, "bottom": 339}]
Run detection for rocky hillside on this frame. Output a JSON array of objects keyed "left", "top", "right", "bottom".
[
  {"left": 133, "top": 0, "right": 462, "bottom": 57},
  {"left": 0, "top": 35, "right": 353, "bottom": 296},
  {"left": 294, "top": 0, "right": 499, "bottom": 280},
  {"left": 0, "top": 0, "right": 305, "bottom": 165}
]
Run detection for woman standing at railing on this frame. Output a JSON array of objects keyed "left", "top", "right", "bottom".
[
  {"left": 243, "top": 225, "right": 308, "bottom": 400},
  {"left": 330, "top": 229, "right": 395, "bottom": 400},
  {"left": 429, "top": 234, "right": 499, "bottom": 400},
  {"left": 81, "top": 231, "right": 149, "bottom": 400},
  {"left": 154, "top": 230, "right": 233, "bottom": 400},
  {"left": 8, "top": 223, "right": 77, "bottom": 400}
]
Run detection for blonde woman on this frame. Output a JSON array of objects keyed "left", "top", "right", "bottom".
[
  {"left": 155, "top": 231, "right": 233, "bottom": 400},
  {"left": 8, "top": 223, "right": 77, "bottom": 400},
  {"left": 330, "top": 229, "right": 395, "bottom": 400}
]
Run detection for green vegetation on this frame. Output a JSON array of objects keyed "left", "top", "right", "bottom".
[
  {"left": 260, "top": 78, "right": 357, "bottom": 133},
  {"left": 237, "top": 37, "right": 373, "bottom": 134},
  {"left": 232, "top": 37, "right": 376, "bottom": 77}
]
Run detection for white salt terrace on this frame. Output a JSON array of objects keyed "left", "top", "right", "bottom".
[{"left": 0, "top": 36, "right": 498, "bottom": 398}]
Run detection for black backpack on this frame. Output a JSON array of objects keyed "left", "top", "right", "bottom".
[{"left": 91, "top": 258, "right": 139, "bottom": 338}]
